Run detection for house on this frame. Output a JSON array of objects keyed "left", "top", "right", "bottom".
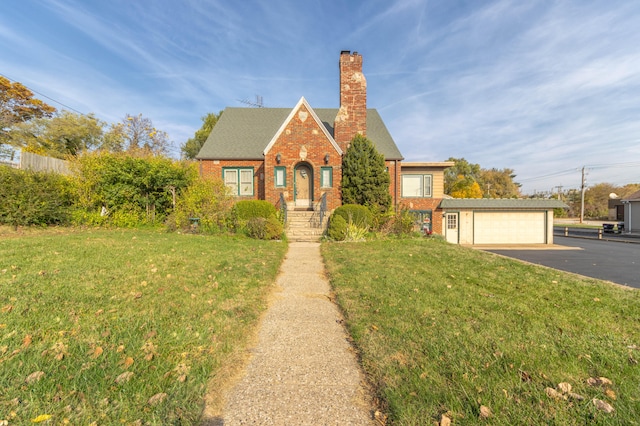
[
  {"left": 439, "top": 198, "right": 568, "bottom": 245},
  {"left": 197, "top": 51, "right": 452, "bottom": 235},
  {"left": 622, "top": 190, "right": 640, "bottom": 232}
]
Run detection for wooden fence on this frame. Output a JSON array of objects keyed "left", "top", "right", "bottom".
[{"left": 19, "top": 151, "right": 71, "bottom": 175}]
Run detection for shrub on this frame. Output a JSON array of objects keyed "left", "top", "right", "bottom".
[
  {"left": 71, "top": 152, "right": 196, "bottom": 226},
  {"left": 170, "top": 176, "right": 234, "bottom": 234},
  {"left": 232, "top": 200, "right": 277, "bottom": 221},
  {"left": 344, "top": 221, "right": 368, "bottom": 242},
  {"left": 384, "top": 208, "right": 417, "bottom": 236},
  {"left": 327, "top": 214, "right": 347, "bottom": 241},
  {"left": 246, "top": 216, "right": 283, "bottom": 240},
  {"left": 0, "top": 167, "right": 74, "bottom": 229},
  {"left": 232, "top": 200, "right": 278, "bottom": 232},
  {"left": 332, "top": 204, "right": 373, "bottom": 229}
]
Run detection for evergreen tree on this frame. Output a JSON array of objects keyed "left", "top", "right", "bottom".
[{"left": 341, "top": 134, "right": 391, "bottom": 212}]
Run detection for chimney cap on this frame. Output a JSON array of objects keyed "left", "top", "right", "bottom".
[{"left": 340, "top": 50, "right": 351, "bottom": 55}]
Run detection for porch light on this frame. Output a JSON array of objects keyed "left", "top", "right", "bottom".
[
  {"left": 276, "top": 153, "right": 282, "bottom": 164},
  {"left": 324, "top": 153, "right": 330, "bottom": 164}
]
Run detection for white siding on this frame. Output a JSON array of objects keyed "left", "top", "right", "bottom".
[{"left": 473, "top": 212, "right": 546, "bottom": 244}]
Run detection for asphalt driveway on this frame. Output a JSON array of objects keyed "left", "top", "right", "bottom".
[{"left": 486, "top": 236, "right": 640, "bottom": 289}]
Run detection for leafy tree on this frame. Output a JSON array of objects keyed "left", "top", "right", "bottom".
[
  {"left": 102, "top": 114, "right": 169, "bottom": 156},
  {"left": 444, "top": 158, "right": 482, "bottom": 196},
  {"left": 181, "top": 111, "right": 222, "bottom": 160},
  {"left": 341, "top": 134, "right": 391, "bottom": 212},
  {"left": 450, "top": 179, "right": 483, "bottom": 198},
  {"left": 1, "top": 76, "right": 56, "bottom": 158},
  {"left": 479, "top": 168, "right": 521, "bottom": 198},
  {"left": 10, "top": 111, "right": 104, "bottom": 158},
  {"left": 584, "top": 182, "right": 618, "bottom": 219}
]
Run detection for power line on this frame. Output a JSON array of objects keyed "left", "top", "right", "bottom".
[
  {"left": 0, "top": 72, "right": 87, "bottom": 116},
  {"left": 518, "top": 168, "right": 577, "bottom": 182}
]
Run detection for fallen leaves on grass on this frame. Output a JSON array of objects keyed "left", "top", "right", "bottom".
[
  {"left": 587, "top": 377, "right": 613, "bottom": 387},
  {"left": 115, "top": 371, "right": 134, "bottom": 384},
  {"left": 121, "top": 356, "right": 134, "bottom": 369},
  {"left": 51, "top": 342, "right": 68, "bottom": 361},
  {"left": 22, "top": 334, "right": 32, "bottom": 348},
  {"left": 88, "top": 346, "right": 103, "bottom": 359},
  {"left": 592, "top": 398, "right": 615, "bottom": 413},
  {"left": 141, "top": 341, "right": 157, "bottom": 361},
  {"left": 147, "top": 392, "right": 168, "bottom": 405},
  {"left": 30, "top": 414, "right": 52, "bottom": 423},
  {"left": 479, "top": 405, "right": 492, "bottom": 419},
  {"left": 174, "top": 363, "right": 190, "bottom": 382},
  {"left": 25, "top": 371, "right": 45, "bottom": 384}
]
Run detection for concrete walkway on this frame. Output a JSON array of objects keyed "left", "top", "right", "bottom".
[{"left": 208, "top": 242, "right": 374, "bottom": 425}]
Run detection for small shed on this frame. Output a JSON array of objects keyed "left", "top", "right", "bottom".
[
  {"left": 439, "top": 198, "right": 568, "bottom": 245},
  {"left": 622, "top": 190, "right": 640, "bottom": 233}
]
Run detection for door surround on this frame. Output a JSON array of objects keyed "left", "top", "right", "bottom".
[{"left": 294, "top": 162, "right": 313, "bottom": 208}]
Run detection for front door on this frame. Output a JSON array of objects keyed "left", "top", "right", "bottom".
[
  {"left": 294, "top": 164, "right": 313, "bottom": 208},
  {"left": 445, "top": 212, "right": 459, "bottom": 244}
]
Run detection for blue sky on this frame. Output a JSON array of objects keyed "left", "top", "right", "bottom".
[{"left": 2, "top": 0, "right": 640, "bottom": 194}]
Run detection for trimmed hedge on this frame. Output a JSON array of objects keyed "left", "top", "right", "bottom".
[
  {"left": 232, "top": 200, "right": 277, "bottom": 221},
  {"left": 332, "top": 204, "right": 373, "bottom": 228},
  {"left": 327, "top": 214, "right": 348, "bottom": 241},
  {"left": 246, "top": 216, "right": 284, "bottom": 240}
]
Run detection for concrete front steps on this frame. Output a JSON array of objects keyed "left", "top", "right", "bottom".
[{"left": 285, "top": 209, "right": 329, "bottom": 242}]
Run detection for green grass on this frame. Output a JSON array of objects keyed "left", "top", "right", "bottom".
[
  {"left": 322, "top": 238, "right": 640, "bottom": 425},
  {"left": 0, "top": 228, "right": 287, "bottom": 424}
]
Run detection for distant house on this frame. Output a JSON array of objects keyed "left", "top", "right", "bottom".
[
  {"left": 196, "top": 51, "right": 452, "bottom": 234},
  {"left": 622, "top": 190, "right": 640, "bottom": 232}
]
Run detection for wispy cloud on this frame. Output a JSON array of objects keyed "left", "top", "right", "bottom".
[{"left": 1, "top": 0, "right": 639, "bottom": 190}]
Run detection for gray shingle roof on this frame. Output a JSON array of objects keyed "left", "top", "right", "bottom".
[
  {"left": 439, "top": 199, "right": 568, "bottom": 209},
  {"left": 196, "top": 106, "right": 403, "bottom": 160},
  {"left": 623, "top": 190, "right": 640, "bottom": 201}
]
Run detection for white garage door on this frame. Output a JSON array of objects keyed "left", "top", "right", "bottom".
[{"left": 474, "top": 212, "right": 546, "bottom": 244}]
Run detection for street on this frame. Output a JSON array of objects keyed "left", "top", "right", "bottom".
[{"left": 486, "top": 236, "right": 640, "bottom": 289}]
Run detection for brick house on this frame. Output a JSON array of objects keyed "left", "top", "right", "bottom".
[{"left": 197, "top": 51, "right": 452, "bottom": 234}]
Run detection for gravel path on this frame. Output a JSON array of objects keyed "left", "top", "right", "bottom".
[{"left": 206, "top": 242, "right": 374, "bottom": 425}]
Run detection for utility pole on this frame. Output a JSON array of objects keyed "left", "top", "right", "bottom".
[
  {"left": 555, "top": 185, "right": 563, "bottom": 201},
  {"left": 580, "top": 167, "right": 586, "bottom": 223}
]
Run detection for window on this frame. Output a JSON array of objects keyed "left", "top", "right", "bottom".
[
  {"left": 401, "top": 174, "right": 432, "bottom": 197},
  {"left": 274, "top": 167, "right": 286, "bottom": 188},
  {"left": 223, "top": 167, "right": 254, "bottom": 196},
  {"left": 447, "top": 214, "right": 457, "bottom": 229},
  {"left": 321, "top": 167, "right": 333, "bottom": 188}
]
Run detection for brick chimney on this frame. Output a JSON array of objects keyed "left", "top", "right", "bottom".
[{"left": 334, "top": 51, "right": 367, "bottom": 152}]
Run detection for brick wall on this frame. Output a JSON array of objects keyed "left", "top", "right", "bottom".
[
  {"left": 200, "top": 159, "right": 265, "bottom": 200},
  {"left": 264, "top": 102, "right": 343, "bottom": 211}
]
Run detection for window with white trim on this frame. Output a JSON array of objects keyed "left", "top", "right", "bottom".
[
  {"left": 401, "top": 174, "right": 432, "bottom": 197},
  {"left": 320, "top": 167, "right": 333, "bottom": 188},
  {"left": 223, "top": 167, "right": 254, "bottom": 196},
  {"left": 274, "top": 167, "right": 286, "bottom": 188}
]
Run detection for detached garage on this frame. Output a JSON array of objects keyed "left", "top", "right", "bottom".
[{"left": 439, "top": 199, "right": 568, "bottom": 245}]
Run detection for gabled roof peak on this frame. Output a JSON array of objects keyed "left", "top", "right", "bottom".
[{"left": 262, "top": 97, "right": 343, "bottom": 156}]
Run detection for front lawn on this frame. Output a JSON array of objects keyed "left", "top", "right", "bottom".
[
  {"left": 0, "top": 229, "right": 287, "bottom": 424},
  {"left": 322, "top": 238, "right": 640, "bottom": 425}
]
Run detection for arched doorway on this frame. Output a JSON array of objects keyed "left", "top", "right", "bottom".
[{"left": 294, "top": 163, "right": 313, "bottom": 208}]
